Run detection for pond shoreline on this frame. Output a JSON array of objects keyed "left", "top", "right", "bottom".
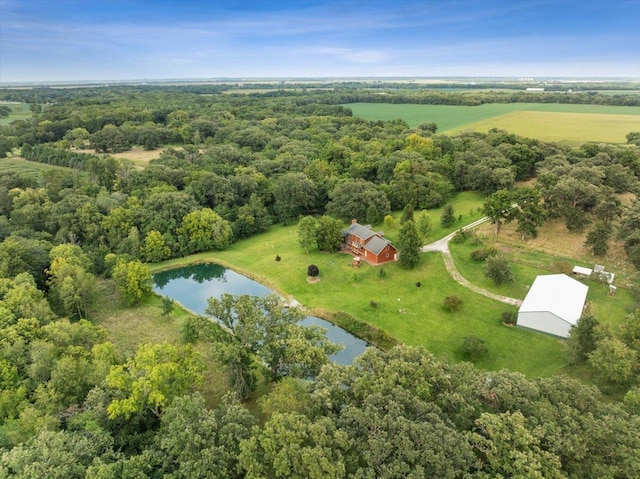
[{"left": 150, "top": 258, "right": 396, "bottom": 351}]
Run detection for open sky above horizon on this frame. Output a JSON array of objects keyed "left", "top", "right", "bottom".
[{"left": 1, "top": 0, "right": 639, "bottom": 83}]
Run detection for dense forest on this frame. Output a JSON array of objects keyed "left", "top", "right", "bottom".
[{"left": 1, "top": 85, "right": 639, "bottom": 477}]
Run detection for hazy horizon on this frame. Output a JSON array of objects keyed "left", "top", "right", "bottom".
[{"left": 2, "top": 0, "right": 639, "bottom": 83}]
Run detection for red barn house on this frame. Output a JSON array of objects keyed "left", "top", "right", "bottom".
[{"left": 343, "top": 220, "right": 398, "bottom": 265}]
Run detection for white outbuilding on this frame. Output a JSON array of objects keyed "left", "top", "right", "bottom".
[{"left": 517, "top": 274, "right": 589, "bottom": 338}]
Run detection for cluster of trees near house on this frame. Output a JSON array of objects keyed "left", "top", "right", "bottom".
[{"left": 1, "top": 84, "right": 640, "bottom": 476}]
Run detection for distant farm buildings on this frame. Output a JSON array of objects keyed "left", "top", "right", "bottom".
[{"left": 517, "top": 274, "right": 589, "bottom": 338}]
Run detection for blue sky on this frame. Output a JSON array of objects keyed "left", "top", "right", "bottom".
[{"left": 1, "top": 0, "right": 639, "bottom": 83}]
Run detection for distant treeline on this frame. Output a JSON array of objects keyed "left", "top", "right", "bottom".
[{"left": 2, "top": 82, "right": 640, "bottom": 106}]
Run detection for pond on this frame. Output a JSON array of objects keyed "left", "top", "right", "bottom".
[{"left": 153, "top": 263, "right": 368, "bottom": 365}]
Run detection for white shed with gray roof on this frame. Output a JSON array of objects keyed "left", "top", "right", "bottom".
[{"left": 517, "top": 274, "right": 588, "bottom": 338}]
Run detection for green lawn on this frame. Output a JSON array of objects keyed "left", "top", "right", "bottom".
[
  {"left": 449, "top": 237, "right": 637, "bottom": 330},
  {"left": 346, "top": 102, "right": 640, "bottom": 143},
  {"left": 152, "top": 214, "right": 566, "bottom": 378},
  {"left": 378, "top": 191, "right": 486, "bottom": 244}
]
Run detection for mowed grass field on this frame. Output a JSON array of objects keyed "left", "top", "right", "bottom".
[
  {"left": 347, "top": 102, "right": 640, "bottom": 144},
  {"left": 151, "top": 194, "right": 566, "bottom": 378}
]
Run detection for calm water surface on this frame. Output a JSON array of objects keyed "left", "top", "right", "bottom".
[{"left": 153, "top": 263, "right": 368, "bottom": 365}]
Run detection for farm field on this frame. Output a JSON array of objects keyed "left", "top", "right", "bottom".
[
  {"left": 447, "top": 110, "right": 640, "bottom": 144},
  {"left": 347, "top": 102, "right": 640, "bottom": 143},
  {"left": 0, "top": 156, "right": 86, "bottom": 179},
  {"left": 0, "top": 101, "right": 32, "bottom": 126}
]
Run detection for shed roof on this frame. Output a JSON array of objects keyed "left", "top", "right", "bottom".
[
  {"left": 519, "top": 274, "right": 588, "bottom": 326},
  {"left": 572, "top": 265, "right": 592, "bottom": 276}
]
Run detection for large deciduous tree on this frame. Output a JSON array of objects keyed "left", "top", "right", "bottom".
[
  {"left": 205, "top": 294, "right": 340, "bottom": 400},
  {"left": 297, "top": 215, "right": 318, "bottom": 254},
  {"left": 584, "top": 221, "right": 613, "bottom": 257},
  {"left": 483, "top": 189, "right": 514, "bottom": 234},
  {"left": 272, "top": 173, "right": 316, "bottom": 225},
  {"left": 588, "top": 338, "right": 638, "bottom": 385},
  {"left": 177, "top": 208, "right": 233, "bottom": 255},
  {"left": 513, "top": 187, "right": 546, "bottom": 240},
  {"left": 326, "top": 179, "right": 390, "bottom": 223},
  {"left": 618, "top": 200, "right": 640, "bottom": 269},
  {"left": 111, "top": 259, "right": 153, "bottom": 305},
  {"left": 316, "top": 215, "right": 343, "bottom": 253},
  {"left": 106, "top": 342, "right": 205, "bottom": 419},
  {"left": 47, "top": 244, "right": 98, "bottom": 319},
  {"left": 155, "top": 393, "right": 257, "bottom": 479}
]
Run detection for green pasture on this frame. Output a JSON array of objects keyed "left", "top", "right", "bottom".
[
  {"left": 0, "top": 102, "right": 32, "bottom": 126},
  {"left": 346, "top": 102, "right": 640, "bottom": 143}
]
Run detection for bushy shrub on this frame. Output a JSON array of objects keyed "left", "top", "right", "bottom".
[
  {"left": 460, "top": 336, "right": 488, "bottom": 360},
  {"left": 451, "top": 229, "right": 469, "bottom": 244},
  {"left": 181, "top": 315, "right": 200, "bottom": 343},
  {"left": 444, "top": 295, "right": 463, "bottom": 312},
  {"left": 551, "top": 261, "right": 572, "bottom": 275},
  {"left": 470, "top": 247, "right": 497, "bottom": 262},
  {"left": 161, "top": 296, "right": 174, "bottom": 316},
  {"left": 501, "top": 311, "right": 517, "bottom": 325},
  {"left": 307, "top": 264, "right": 319, "bottom": 277},
  {"left": 485, "top": 255, "right": 514, "bottom": 285}
]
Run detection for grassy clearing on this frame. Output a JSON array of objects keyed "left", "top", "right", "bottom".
[
  {"left": 151, "top": 193, "right": 566, "bottom": 378},
  {"left": 0, "top": 156, "right": 86, "bottom": 179},
  {"left": 447, "top": 111, "right": 640, "bottom": 144},
  {"left": 367, "top": 191, "right": 486, "bottom": 245},
  {"left": 91, "top": 280, "right": 233, "bottom": 407},
  {"left": 346, "top": 102, "right": 640, "bottom": 142},
  {"left": 154, "top": 236, "right": 566, "bottom": 377},
  {"left": 108, "top": 147, "right": 168, "bottom": 168},
  {"left": 0, "top": 102, "right": 32, "bottom": 126},
  {"left": 450, "top": 225, "right": 638, "bottom": 330},
  {"left": 475, "top": 219, "right": 636, "bottom": 287}
]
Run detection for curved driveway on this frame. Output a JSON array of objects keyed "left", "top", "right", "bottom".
[{"left": 421, "top": 217, "right": 522, "bottom": 307}]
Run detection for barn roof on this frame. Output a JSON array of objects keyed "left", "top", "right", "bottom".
[{"left": 519, "top": 274, "right": 588, "bottom": 325}]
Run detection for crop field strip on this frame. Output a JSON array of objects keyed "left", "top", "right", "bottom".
[
  {"left": 0, "top": 157, "right": 87, "bottom": 179},
  {"left": 347, "top": 102, "right": 640, "bottom": 143},
  {"left": 447, "top": 111, "right": 640, "bottom": 144}
]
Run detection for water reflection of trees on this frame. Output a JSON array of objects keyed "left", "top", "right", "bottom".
[{"left": 153, "top": 263, "right": 227, "bottom": 288}]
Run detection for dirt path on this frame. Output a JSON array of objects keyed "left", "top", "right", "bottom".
[{"left": 421, "top": 217, "right": 522, "bottom": 307}]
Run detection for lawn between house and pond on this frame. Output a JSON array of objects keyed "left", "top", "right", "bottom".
[{"left": 151, "top": 225, "right": 567, "bottom": 379}]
